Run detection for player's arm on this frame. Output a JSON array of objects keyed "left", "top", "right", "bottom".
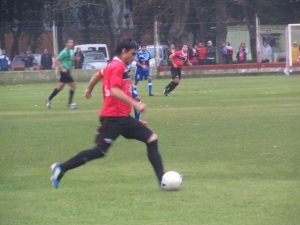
[
  {"left": 111, "top": 86, "right": 146, "bottom": 113},
  {"left": 136, "top": 60, "right": 144, "bottom": 68},
  {"left": 169, "top": 53, "right": 177, "bottom": 68},
  {"left": 55, "top": 58, "right": 67, "bottom": 72},
  {"left": 84, "top": 69, "right": 103, "bottom": 99},
  {"left": 186, "top": 58, "right": 192, "bottom": 66}
]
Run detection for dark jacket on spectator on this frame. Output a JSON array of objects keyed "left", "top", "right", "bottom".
[
  {"left": 206, "top": 46, "right": 216, "bottom": 64},
  {"left": 74, "top": 51, "right": 84, "bottom": 69},
  {"left": 24, "top": 54, "right": 35, "bottom": 68},
  {"left": 41, "top": 53, "right": 53, "bottom": 70}
]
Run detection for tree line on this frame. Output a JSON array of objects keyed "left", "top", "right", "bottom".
[{"left": 0, "top": 0, "right": 299, "bottom": 59}]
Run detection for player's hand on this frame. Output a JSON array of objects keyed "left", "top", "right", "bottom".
[
  {"left": 134, "top": 96, "right": 141, "bottom": 101},
  {"left": 134, "top": 102, "right": 147, "bottom": 113},
  {"left": 84, "top": 88, "right": 92, "bottom": 99},
  {"left": 60, "top": 67, "right": 67, "bottom": 73},
  {"left": 172, "top": 63, "right": 178, "bottom": 68},
  {"left": 142, "top": 65, "right": 148, "bottom": 70}
]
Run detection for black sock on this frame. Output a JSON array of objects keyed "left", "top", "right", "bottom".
[
  {"left": 69, "top": 89, "right": 75, "bottom": 104},
  {"left": 48, "top": 88, "right": 60, "bottom": 101},
  {"left": 60, "top": 145, "right": 108, "bottom": 173},
  {"left": 164, "top": 82, "right": 173, "bottom": 93},
  {"left": 168, "top": 81, "right": 178, "bottom": 93},
  {"left": 147, "top": 140, "right": 164, "bottom": 183}
]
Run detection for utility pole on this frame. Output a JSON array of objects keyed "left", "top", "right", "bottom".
[
  {"left": 52, "top": 20, "right": 58, "bottom": 57},
  {"left": 255, "top": 14, "right": 261, "bottom": 63},
  {"left": 52, "top": 20, "right": 58, "bottom": 75},
  {"left": 154, "top": 16, "right": 159, "bottom": 67}
]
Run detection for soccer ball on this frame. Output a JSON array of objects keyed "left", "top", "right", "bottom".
[{"left": 161, "top": 171, "right": 183, "bottom": 191}]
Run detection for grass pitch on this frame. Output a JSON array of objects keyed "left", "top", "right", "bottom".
[{"left": 0, "top": 75, "right": 300, "bottom": 225}]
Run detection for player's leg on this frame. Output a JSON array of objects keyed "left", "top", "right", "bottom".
[
  {"left": 167, "top": 77, "right": 180, "bottom": 93},
  {"left": 50, "top": 142, "right": 108, "bottom": 188},
  {"left": 133, "top": 69, "right": 141, "bottom": 90},
  {"left": 123, "top": 117, "right": 164, "bottom": 184},
  {"left": 146, "top": 133, "right": 164, "bottom": 184},
  {"left": 164, "top": 68, "right": 181, "bottom": 95},
  {"left": 46, "top": 82, "right": 65, "bottom": 108},
  {"left": 132, "top": 89, "right": 148, "bottom": 125},
  {"left": 67, "top": 81, "right": 77, "bottom": 107},
  {"left": 132, "top": 88, "right": 141, "bottom": 121},
  {"left": 50, "top": 117, "right": 122, "bottom": 188},
  {"left": 62, "top": 70, "right": 77, "bottom": 107},
  {"left": 146, "top": 70, "right": 154, "bottom": 96}
]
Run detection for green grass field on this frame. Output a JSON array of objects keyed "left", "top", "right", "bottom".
[{"left": 1, "top": 75, "right": 300, "bottom": 225}]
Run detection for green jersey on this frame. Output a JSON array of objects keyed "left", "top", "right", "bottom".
[{"left": 57, "top": 48, "right": 74, "bottom": 70}]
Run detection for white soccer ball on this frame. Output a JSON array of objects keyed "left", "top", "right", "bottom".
[{"left": 161, "top": 171, "right": 183, "bottom": 191}]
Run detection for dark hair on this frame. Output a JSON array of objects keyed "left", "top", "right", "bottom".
[
  {"left": 65, "top": 37, "right": 74, "bottom": 43},
  {"left": 116, "top": 38, "right": 139, "bottom": 55},
  {"left": 141, "top": 44, "right": 147, "bottom": 48}
]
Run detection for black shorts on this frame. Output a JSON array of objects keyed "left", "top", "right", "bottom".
[
  {"left": 171, "top": 67, "right": 181, "bottom": 79},
  {"left": 95, "top": 116, "right": 153, "bottom": 145},
  {"left": 59, "top": 70, "right": 74, "bottom": 83}
]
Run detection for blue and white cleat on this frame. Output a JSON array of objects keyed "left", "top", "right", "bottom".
[{"left": 50, "top": 162, "right": 62, "bottom": 189}]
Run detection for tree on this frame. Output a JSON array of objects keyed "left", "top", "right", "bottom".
[{"left": 215, "top": 0, "right": 228, "bottom": 63}]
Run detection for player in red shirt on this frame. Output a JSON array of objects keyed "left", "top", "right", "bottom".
[
  {"left": 50, "top": 39, "right": 164, "bottom": 189},
  {"left": 163, "top": 44, "right": 192, "bottom": 96},
  {"left": 92, "top": 65, "right": 148, "bottom": 125}
]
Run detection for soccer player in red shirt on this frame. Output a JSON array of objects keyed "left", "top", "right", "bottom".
[
  {"left": 50, "top": 39, "right": 164, "bottom": 189},
  {"left": 163, "top": 44, "right": 192, "bottom": 96}
]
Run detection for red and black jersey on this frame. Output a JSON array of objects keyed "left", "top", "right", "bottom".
[
  {"left": 99, "top": 57, "right": 132, "bottom": 117},
  {"left": 172, "top": 50, "right": 189, "bottom": 68}
]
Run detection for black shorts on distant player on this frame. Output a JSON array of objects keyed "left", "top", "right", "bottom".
[
  {"left": 59, "top": 70, "right": 74, "bottom": 83},
  {"left": 171, "top": 67, "right": 181, "bottom": 80}
]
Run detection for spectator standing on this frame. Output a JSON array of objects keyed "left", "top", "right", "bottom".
[
  {"left": 0, "top": 49, "right": 11, "bottom": 71},
  {"left": 240, "top": 42, "right": 249, "bottom": 55},
  {"left": 220, "top": 43, "right": 227, "bottom": 63},
  {"left": 225, "top": 42, "right": 233, "bottom": 64},
  {"left": 206, "top": 40, "right": 216, "bottom": 64},
  {"left": 74, "top": 47, "right": 84, "bottom": 69},
  {"left": 263, "top": 30, "right": 276, "bottom": 62},
  {"left": 292, "top": 41, "right": 299, "bottom": 63},
  {"left": 260, "top": 41, "right": 272, "bottom": 63},
  {"left": 41, "top": 49, "right": 53, "bottom": 70},
  {"left": 23, "top": 50, "right": 35, "bottom": 71},
  {"left": 197, "top": 42, "right": 207, "bottom": 65},
  {"left": 189, "top": 44, "right": 199, "bottom": 65},
  {"left": 236, "top": 46, "right": 247, "bottom": 63}
]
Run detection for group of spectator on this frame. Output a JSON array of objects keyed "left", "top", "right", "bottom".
[
  {"left": 170, "top": 31, "right": 285, "bottom": 65},
  {"left": 184, "top": 40, "right": 249, "bottom": 65},
  {"left": 183, "top": 40, "right": 218, "bottom": 66},
  {"left": 0, "top": 47, "right": 85, "bottom": 71}
]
